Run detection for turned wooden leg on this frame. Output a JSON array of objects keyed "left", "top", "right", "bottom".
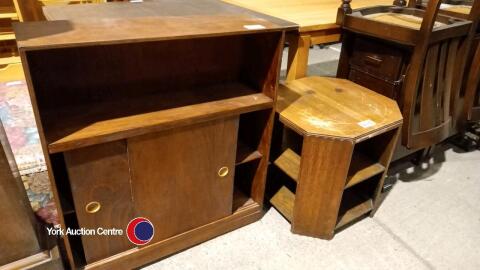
[
  {"left": 286, "top": 33, "right": 310, "bottom": 81},
  {"left": 340, "top": 0, "right": 352, "bottom": 14},
  {"left": 291, "top": 136, "right": 354, "bottom": 239}
]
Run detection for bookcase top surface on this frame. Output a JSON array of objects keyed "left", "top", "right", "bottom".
[
  {"left": 14, "top": 0, "right": 297, "bottom": 50},
  {"left": 277, "top": 76, "right": 403, "bottom": 140}
]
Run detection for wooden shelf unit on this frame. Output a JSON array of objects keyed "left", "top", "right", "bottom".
[
  {"left": 270, "top": 76, "right": 402, "bottom": 239},
  {"left": 274, "top": 148, "right": 386, "bottom": 189},
  {"left": 41, "top": 83, "right": 273, "bottom": 153},
  {"left": 0, "top": 0, "right": 21, "bottom": 80},
  {"left": 15, "top": 4, "right": 295, "bottom": 268},
  {"left": 0, "top": 6, "right": 17, "bottom": 19}
]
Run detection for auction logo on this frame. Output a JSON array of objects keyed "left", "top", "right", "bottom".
[{"left": 126, "top": 217, "right": 154, "bottom": 245}]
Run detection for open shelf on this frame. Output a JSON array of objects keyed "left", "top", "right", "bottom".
[
  {"left": 270, "top": 185, "right": 295, "bottom": 222},
  {"left": 43, "top": 82, "right": 273, "bottom": 153},
  {"left": 274, "top": 148, "right": 385, "bottom": 189},
  {"left": 336, "top": 175, "right": 378, "bottom": 229},
  {"left": 232, "top": 188, "right": 257, "bottom": 213},
  {"left": 345, "top": 152, "right": 385, "bottom": 189},
  {"left": 274, "top": 148, "right": 300, "bottom": 182},
  {"left": 0, "top": 6, "right": 18, "bottom": 19},
  {"left": 0, "top": 26, "right": 14, "bottom": 41},
  {"left": 270, "top": 184, "right": 375, "bottom": 229},
  {"left": 236, "top": 141, "right": 262, "bottom": 166},
  {"left": 0, "top": 55, "right": 19, "bottom": 65},
  {"left": 336, "top": 195, "right": 373, "bottom": 229}
]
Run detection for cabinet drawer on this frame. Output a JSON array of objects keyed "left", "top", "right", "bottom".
[
  {"left": 64, "top": 141, "right": 135, "bottom": 264},
  {"left": 128, "top": 117, "right": 239, "bottom": 243},
  {"left": 350, "top": 38, "right": 404, "bottom": 83},
  {"left": 349, "top": 68, "right": 401, "bottom": 101}
]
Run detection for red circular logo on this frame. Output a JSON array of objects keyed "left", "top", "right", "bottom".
[{"left": 126, "top": 217, "right": 154, "bottom": 245}]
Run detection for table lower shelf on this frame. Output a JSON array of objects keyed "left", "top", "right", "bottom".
[
  {"left": 270, "top": 185, "right": 374, "bottom": 231},
  {"left": 336, "top": 195, "right": 373, "bottom": 229},
  {"left": 274, "top": 148, "right": 385, "bottom": 189}
]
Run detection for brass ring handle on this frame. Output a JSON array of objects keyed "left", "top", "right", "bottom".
[
  {"left": 85, "top": 201, "right": 101, "bottom": 214},
  {"left": 218, "top": 166, "right": 229, "bottom": 178}
]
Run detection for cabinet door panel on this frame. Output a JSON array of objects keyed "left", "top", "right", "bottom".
[
  {"left": 128, "top": 117, "right": 238, "bottom": 243},
  {"left": 64, "top": 141, "right": 135, "bottom": 263}
]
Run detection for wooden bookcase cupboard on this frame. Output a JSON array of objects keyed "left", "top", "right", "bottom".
[
  {"left": 0, "top": 121, "right": 63, "bottom": 269},
  {"left": 336, "top": 0, "right": 473, "bottom": 154},
  {"left": 14, "top": 14, "right": 295, "bottom": 269}
]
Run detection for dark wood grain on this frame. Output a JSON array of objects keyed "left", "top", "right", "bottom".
[
  {"left": 15, "top": 3, "right": 296, "bottom": 51},
  {"left": 419, "top": 44, "right": 438, "bottom": 131},
  {"left": 64, "top": 141, "right": 135, "bottom": 263},
  {"left": 464, "top": 41, "right": 480, "bottom": 121},
  {"left": 45, "top": 89, "right": 272, "bottom": 154},
  {"left": 411, "top": 0, "right": 480, "bottom": 135},
  {"left": 17, "top": 1, "right": 288, "bottom": 267},
  {"left": 128, "top": 118, "right": 238, "bottom": 243},
  {"left": 42, "top": 0, "right": 296, "bottom": 30},
  {"left": 236, "top": 141, "right": 263, "bottom": 165}
]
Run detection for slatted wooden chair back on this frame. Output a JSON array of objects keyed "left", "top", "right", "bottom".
[
  {"left": 407, "top": 0, "right": 480, "bottom": 125},
  {"left": 398, "top": 0, "right": 460, "bottom": 148},
  {"left": 464, "top": 27, "right": 480, "bottom": 121},
  {"left": 338, "top": 0, "right": 473, "bottom": 149}
]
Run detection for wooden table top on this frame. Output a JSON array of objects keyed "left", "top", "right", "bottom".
[
  {"left": 277, "top": 77, "right": 402, "bottom": 140},
  {"left": 222, "top": 0, "right": 394, "bottom": 32},
  {"left": 16, "top": 0, "right": 297, "bottom": 50},
  {"left": 42, "top": 0, "right": 295, "bottom": 29},
  {"left": 442, "top": 5, "right": 471, "bottom": 15}
]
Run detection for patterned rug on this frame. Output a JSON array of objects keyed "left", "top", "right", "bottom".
[
  {"left": 0, "top": 80, "right": 46, "bottom": 175},
  {"left": 0, "top": 79, "right": 53, "bottom": 216}
]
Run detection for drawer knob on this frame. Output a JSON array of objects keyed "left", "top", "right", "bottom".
[
  {"left": 85, "top": 201, "right": 101, "bottom": 214},
  {"left": 218, "top": 166, "right": 229, "bottom": 178}
]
